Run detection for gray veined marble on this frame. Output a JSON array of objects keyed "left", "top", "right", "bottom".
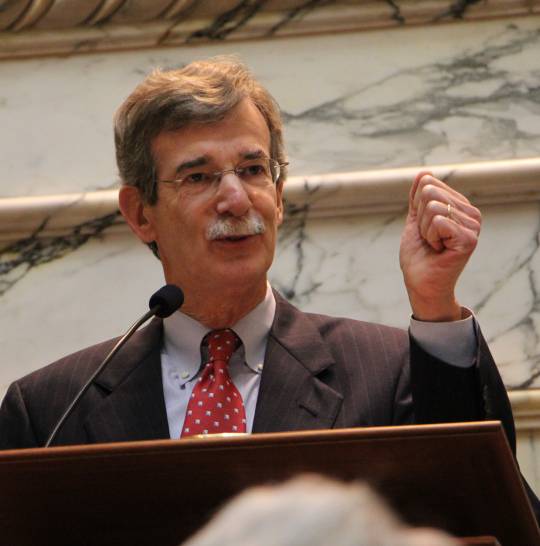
[
  {"left": 284, "top": 22, "right": 540, "bottom": 177},
  {"left": 475, "top": 203, "right": 540, "bottom": 390},
  {"left": 3, "top": 16, "right": 540, "bottom": 199},
  {"left": 0, "top": 211, "right": 120, "bottom": 297}
]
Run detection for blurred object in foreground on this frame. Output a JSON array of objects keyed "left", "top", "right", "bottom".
[{"left": 181, "top": 474, "right": 459, "bottom": 546}]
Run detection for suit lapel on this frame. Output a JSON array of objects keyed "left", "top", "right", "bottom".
[
  {"left": 252, "top": 293, "right": 343, "bottom": 433},
  {"left": 81, "top": 294, "right": 343, "bottom": 440},
  {"left": 84, "top": 318, "right": 170, "bottom": 443}
]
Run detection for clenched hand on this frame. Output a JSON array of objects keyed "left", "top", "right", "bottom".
[{"left": 399, "top": 172, "right": 482, "bottom": 322}]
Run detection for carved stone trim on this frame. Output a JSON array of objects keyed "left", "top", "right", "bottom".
[
  {"left": 510, "top": 390, "right": 540, "bottom": 431},
  {"left": 0, "top": 0, "right": 539, "bottom": 60},
  {"left": 10, "top": 0, "right": 54, "bottom": 32},
  {"left": 285, "top": 157, "right": 540, "bottom": 219},
  {"left": 0, "top": 158, "right": 539, "bottom": 242}
]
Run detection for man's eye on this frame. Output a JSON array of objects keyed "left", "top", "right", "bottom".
[
  {"left": 241, "top": 163, "right": 266, "bottom": 177},
  {"left": 184, "top": 172, "right": 211, "bottom": 184}
]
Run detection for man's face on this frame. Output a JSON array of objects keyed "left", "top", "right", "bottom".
[{"left": 141, "top": 99, "right": 284, "bottom": 299}]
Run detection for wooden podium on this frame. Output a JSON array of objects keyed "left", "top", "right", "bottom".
[{"left": 0, "top": 421, "right": 538, "bottom": 546}]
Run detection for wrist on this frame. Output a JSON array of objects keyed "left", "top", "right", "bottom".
[{"left": 409, "top": 296, "right": 463, "bottom": 322}]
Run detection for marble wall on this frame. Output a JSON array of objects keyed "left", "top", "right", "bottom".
[{"left": 2, "top": 15, "right": 540, "bottom": 198}]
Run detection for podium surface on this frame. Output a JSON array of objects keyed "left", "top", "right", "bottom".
[{"left": 0, "top": 421, "right": 537, "bottom": 546}]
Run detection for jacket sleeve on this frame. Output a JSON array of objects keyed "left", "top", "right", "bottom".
[
  {"left": 409, "top": 324, "right": 540, "bottom": 523},
  {"left": 409, "top": 324, "right": 515, "bottom": 451}
]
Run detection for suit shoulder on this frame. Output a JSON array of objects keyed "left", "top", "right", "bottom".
[
  {"left": 11, "top": 317, "right": 162, "bottom": 395},
  {"left": 13, "top": 336, "right": 120, "bottom": 394}
]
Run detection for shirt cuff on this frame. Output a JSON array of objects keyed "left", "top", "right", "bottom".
[{"left": 409, "top": 308, "right": 477, "bottom": 368}]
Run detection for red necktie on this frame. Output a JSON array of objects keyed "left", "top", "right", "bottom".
[{"left": 181, "top": 329, "right": 246, "bottom": 437}]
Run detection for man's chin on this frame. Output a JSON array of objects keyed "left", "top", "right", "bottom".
[
  {"left": 210, "top": 259, "right": 270, "bottom": 288},
  {"left": 220, "top": 262, "right": 267, "bottom": 281}
]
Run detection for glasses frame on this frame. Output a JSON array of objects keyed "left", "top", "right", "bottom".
[{"left": 158, "top": 158, "right": 289, "bottom": 190}]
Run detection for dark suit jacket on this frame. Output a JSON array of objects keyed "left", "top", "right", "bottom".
[{"left": 0, "top": 292, "right": 514, "bottom": 450}]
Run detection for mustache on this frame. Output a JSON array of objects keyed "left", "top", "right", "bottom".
[{"left": 206, "top": 212, "right": 266, "bottom": 240}]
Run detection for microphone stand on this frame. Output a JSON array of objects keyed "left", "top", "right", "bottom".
[
  {"left": 44, "top": 307, "right": 158, "bottom": 447},
  {"left": 44, "top": 284, "right": 184, "bottom": 447}
]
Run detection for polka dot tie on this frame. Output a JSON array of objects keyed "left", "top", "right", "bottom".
[{"left": 181, "top": 329, "right": 246, "bottom": 437}]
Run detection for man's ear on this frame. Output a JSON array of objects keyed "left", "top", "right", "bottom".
[
  {"left": 118, "top": 185, "right": 156, "bottom": 244},
  {"left": 276, "top": 180, "right": 285, "bottom": 226}
]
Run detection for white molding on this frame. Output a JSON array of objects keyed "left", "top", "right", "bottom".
[
  {"left": 0, "top": 190, "right": 121, "bottom": 242},
  {"left": 285, "top": 157, "right": 540, "bottom": 219},
  {"left": 1, "top": 157, "right": 539, "bottom": 242},
  {"left": 511, "top": 390, "right": 540, "bottom": 431},
  {"left": 0, "top": 0, "right": 539, "bottom": 60}
]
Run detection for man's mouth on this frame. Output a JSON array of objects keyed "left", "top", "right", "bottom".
[{"left": 216, "top": 234, "right": 253, "bottom": 243}]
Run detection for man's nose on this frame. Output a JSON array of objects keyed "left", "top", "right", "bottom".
[{"left": 214, "top": 172, "right": 252, "bottom": 217}]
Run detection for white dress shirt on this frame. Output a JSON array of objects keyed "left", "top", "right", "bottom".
[
  {"left": 161, "top": 285, "right": 275, "bottom": 438},
  {"left": 161, "top": 284, "right": 476, "bottom": 438}
]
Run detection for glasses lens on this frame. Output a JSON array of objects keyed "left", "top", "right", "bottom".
[{"left": 237, "top": 159, "right": 275, "bottom": 186}]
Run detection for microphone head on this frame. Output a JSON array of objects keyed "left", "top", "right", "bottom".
[{"left": 149, "top": 284, "right": 184, "bottom": 318}]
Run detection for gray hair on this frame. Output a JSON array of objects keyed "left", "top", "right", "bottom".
[
  {"left": 181, "top": 475, "right": 459, "bottom": 546},
  {"left": 114, "top": 56, "right": 286, "bottom": 205}
]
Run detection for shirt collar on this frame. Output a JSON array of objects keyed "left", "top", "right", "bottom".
[
  {"left": 162, "top": 284, "right": 275, "bottom": 377},
  {"left": 233, "top": 283, "right": 275, "bottom": 372}
]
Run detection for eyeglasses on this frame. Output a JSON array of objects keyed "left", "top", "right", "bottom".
[{"left": 158, "top": 157, "right": 288, "bottom": 195}]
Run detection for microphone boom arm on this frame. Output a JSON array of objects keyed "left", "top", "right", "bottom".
[{"left": 44, "top": 307, "right": 158, "bottom": 447}]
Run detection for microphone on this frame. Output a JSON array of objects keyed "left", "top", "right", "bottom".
[
  {"left": 149, "top": 284, "right": 185, "bottom": 318},
  {"left": 44, "top": 284, "right": 184, "bottom": 447}
]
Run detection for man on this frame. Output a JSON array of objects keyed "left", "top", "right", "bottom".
[{"left": 0, "top": 57, "right": 517, "bottom": 450}]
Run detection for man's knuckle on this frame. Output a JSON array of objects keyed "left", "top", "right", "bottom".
[
  {"left": 420, "top": 183, "right": 436, "bottom": 197},
  {"left": 471, "top": 206, "right": 482, "bottom": 222}
]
